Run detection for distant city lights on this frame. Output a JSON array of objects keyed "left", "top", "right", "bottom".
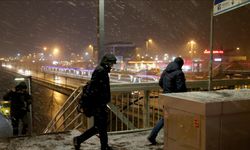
[{"left": 204, "top": 49, "right": 224, "bottom": 54}]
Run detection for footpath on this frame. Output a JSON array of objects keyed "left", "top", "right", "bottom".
[{"left": 0, "top": 129, "right": 164, "bottom": 150}]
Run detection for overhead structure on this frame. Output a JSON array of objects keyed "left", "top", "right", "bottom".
[{"left": 208, "top": 0, "right": 250, "bottom": 90}]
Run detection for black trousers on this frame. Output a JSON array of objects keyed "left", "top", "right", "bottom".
[
  {"left": 77, "top": 107, "right": 108, "bottom": 149},
  {"left": 11, "top": 111, "right": 28, "bottom": 136}
]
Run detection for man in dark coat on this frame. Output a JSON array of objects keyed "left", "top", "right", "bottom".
[
  {"left": 3, "top": 81, "right": 32, "bottom": 136},
  {"left": 73, "top": 53, "right": 117, "bottom": 150},
  {"left": 147, "top": 57, "right": 187, "bottom": 145}
]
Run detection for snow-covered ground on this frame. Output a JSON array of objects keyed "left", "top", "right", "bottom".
[{"left": 0, "top": 129, "right": 164, "bottom": 150}]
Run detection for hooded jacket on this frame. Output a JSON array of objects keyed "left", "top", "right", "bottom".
[
  {"left": 90, "top": 54, "right": 116, "bottom": 108},
  {"left": 160, "top": 61, "right": 187, "bottom": 93},
  {"left": 3, "top": 89, "right": 31, "bottom": 117}
]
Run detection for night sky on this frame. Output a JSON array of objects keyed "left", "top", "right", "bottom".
[{"left": 0, "top": 0, "right": 249, "bottom": 58}]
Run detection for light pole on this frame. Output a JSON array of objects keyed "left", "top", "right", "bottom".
[
  {"left": 97, "top": 0, "right": 105, "bottom": 64},
  {"left": 89, "top": 44, "right": 94, "bottom": 59},
  {"left": 146, "top": 38, "right": 152, "bottom": 56},
  {"left": 188, "top": 40, "right": 196, "bottom": 72}
]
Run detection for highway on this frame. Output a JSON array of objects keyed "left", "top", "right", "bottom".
[{"left": 2, "top": 64, "right": 159, "bottom": 87}]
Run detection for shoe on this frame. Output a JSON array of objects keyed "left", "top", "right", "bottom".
[
  {"left": 101, "top": 145, "right": 113, "bottom": 150},
  {"left": 106, "top": 145, "right": 113, "bottom": 150},
  {"left": 147, "top": 136, "right": 157, "bottom": 145},
  {"left": 73, "top": 137, "right": 80, "bottom": 150}
]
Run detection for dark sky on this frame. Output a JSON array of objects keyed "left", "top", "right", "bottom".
[{"left": 0, "top": 0, "right": 249, "bottom": 58}]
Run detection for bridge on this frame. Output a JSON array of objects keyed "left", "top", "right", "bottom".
[{"left": 1, "top": 64, "right": 250, "bottom": 149}]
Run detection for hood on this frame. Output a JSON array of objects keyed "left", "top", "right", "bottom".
[
  {"left": 100, "top": 53, "right": 117, "bottom": 66},
  {"left": 100, "top": 53, "right": 117, "bottom": 73},
  {"left": 165, "top": 62, "right": 181, "bottom": 73}
]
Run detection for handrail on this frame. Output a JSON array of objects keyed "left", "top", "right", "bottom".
[
  {"left": 43, "top": 78, "right": 250, "bottom": 133},
  {"left": 111, "top": 78, "right": 250, "bottom": 91},
  {"left": 62, "top": 113, "right": 82, "bottom": 131},
  {"left": 55, "top": 106, "right": 78, "bottom": 131},
  {"left": 43, "top": 86, "right": 82, "bottom": 133}
]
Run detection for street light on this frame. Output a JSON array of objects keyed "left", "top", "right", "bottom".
[
  {"left": 53, "top": 48, "right": 59, "bottom": 56},
  {"left": 188, "top": 40, "right": 196, "bottom": 55},
  {"left": 146, "top": 38, "right": 153, "bottom": 56},
  {"left": 188, "top": 40, "right": 196, "bottom": 72},
  {"left": 43, "top": 47, "right": 47, "bottom": 51},
  {"left": 88, "top": 44, "right": 94, "bottom": 59}
]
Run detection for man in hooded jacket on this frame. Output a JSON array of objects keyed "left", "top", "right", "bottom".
[
  {"left": 3, "top": 81, "right": 32, "bottom": 136},
  {"left": 147, "top": 57, "right": 187, "bottom": 145},
  {"left": 73, "top": 53, "right": 117, "bottom": 150}
]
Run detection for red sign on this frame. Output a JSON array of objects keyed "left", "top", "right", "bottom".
[{"left": 204, "top": 49, "right": 224, "bottom": 54}]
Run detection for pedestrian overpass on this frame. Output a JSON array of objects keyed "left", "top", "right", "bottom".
[{"left": 43, "top": 78, "right": 250, "bottom": 134}]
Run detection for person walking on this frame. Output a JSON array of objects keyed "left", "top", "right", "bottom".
[
  {"left": 147, "top": 57, "right": 187, "bottom": 145},
  {"left": 73, "top": 53, "right": 117, "bottom": 150},
  {"left": 3, "top": 81, "right": 32, "bottom": 136}
]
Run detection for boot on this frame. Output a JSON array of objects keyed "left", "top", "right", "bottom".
[{"left": 73, "top": 137, "right": 80, "bottom": 150}]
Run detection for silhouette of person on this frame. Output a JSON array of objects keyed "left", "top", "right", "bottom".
[
  {"left": 148, "top": 57, "right": 187, "bottom": 145},
  {"left": 73, "top": 53, "right": 117, "bottom": 150},
  {"left": 3, "top": 81, "right": 32, "bottom": 136}
]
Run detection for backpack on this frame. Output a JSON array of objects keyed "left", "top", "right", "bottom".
[{"left": 77, "top": 81, "right": 95, "bottom": 117}]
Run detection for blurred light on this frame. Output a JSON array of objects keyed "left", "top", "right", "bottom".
[
  {"left": 53, "top": 48, "right": 59, "bottom": 56},
  {"left": 24, "top": 70, "right": 31, "bottom": 76},
  {"left": 214, "top": 58, "right": 222, "bottom": 62},
  {"left": 52, "top": 61, "right": 59, "bottom": 65},
  {"left": 54, "top": 76, "right": 61, "bottom": 84},
  {"left": 190, "top": 40, "right": 195, "bottom": 45},
  {"left": 18, "top": 69, "right": 24, "bottom": 74},
  {"left": 6, "top": 65, "right": 12, "bottom": 69},
  {"left": 17, "top": 69, "right": 31, "bottom": 76},
  {"left": 4, "top": 109, "right": 9, "bottom": 113},
  {"left": 204, "top": 49, "right": 224, "bottom": 54},
  {"left": 14, "top": 77, "right": 25, "bottom": 81},
  {"left": 182, "top": 65, "right": 191, "bottom": 71},
  {"left": 88, "top": 44, "right": 93, "bottom": 49}
]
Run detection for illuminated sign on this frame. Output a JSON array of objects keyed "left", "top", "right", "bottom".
[
  {"left": 214, "top": 58, "right": 222, "bottom": 62},
  {"left": 204, "top": 49, "right": 224, "bottom": 54},
  {"left": 214, "top": 0, "right": 250, "bottom": 16}
]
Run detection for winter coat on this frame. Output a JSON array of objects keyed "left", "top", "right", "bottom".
[
  {"left": 90, "top": 64, "right": 111, "bottom": 108},
  {"left": 160, "top": 62, "right": 187, "bottom": 93},
  {"left": 3, "top": 90, "right": 32, "bottom": 117}
]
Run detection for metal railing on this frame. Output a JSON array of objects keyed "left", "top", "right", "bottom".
[{"left": 43, "top": 79, "right": 250, "bottom": 133}]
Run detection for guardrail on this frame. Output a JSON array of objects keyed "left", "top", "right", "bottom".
[{"left": 43, "top": 79, "right": 250, "bottom": 133}]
